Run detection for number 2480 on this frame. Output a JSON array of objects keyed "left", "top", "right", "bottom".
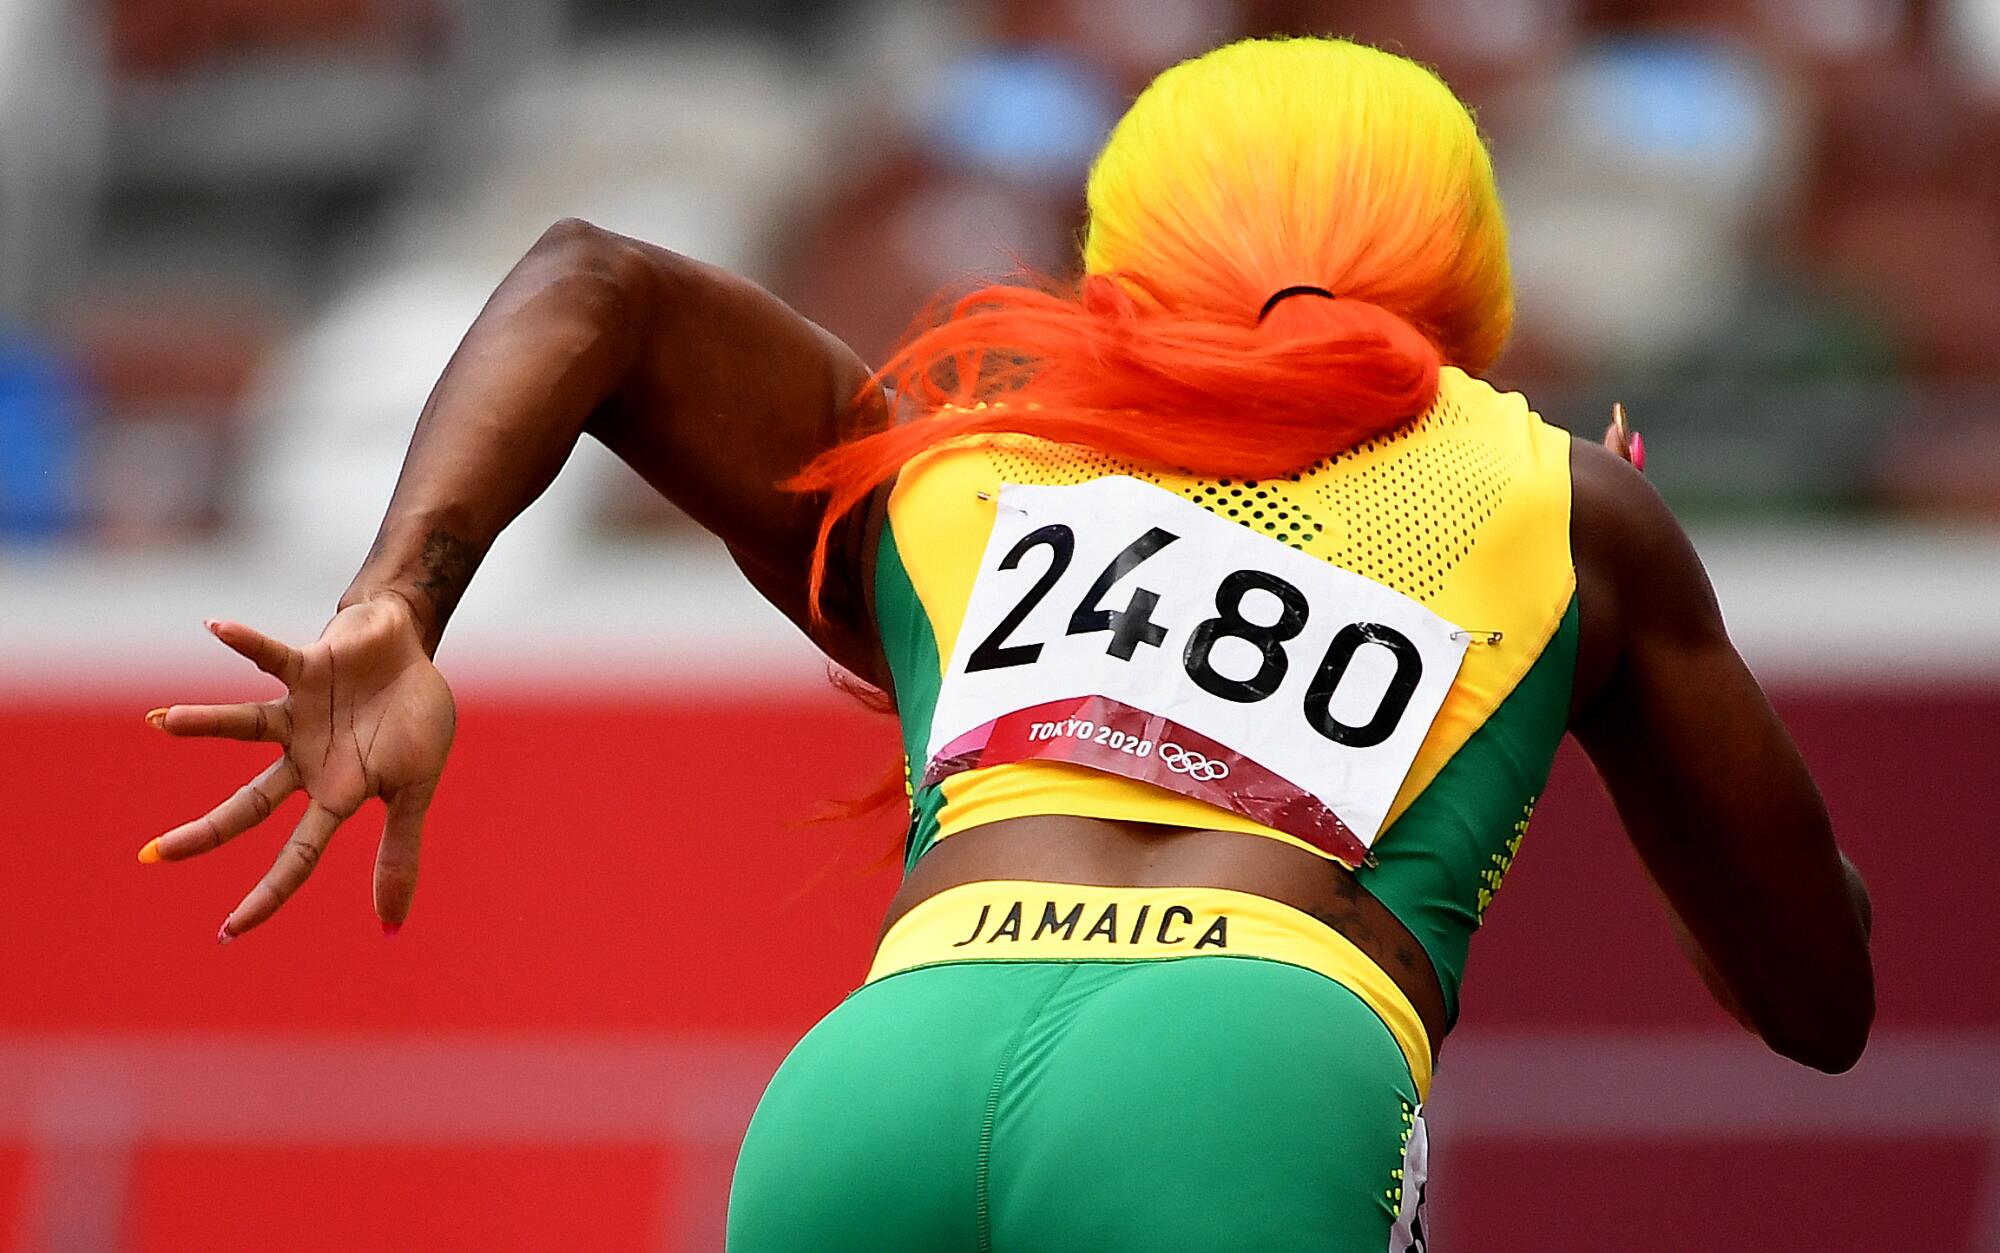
[{"left": 964, "top": 523, "right": 1424, "bottom": 750}]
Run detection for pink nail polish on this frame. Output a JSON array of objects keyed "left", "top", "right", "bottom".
[
  {"left": 381, "top": 921, "right": 402, "bottom": 939},
  {"left": 1629, "top": 431, "right": 1646, "bottom": 472},
  {"left": 216, "top": 920, "right": 234, "bottom": 945}
]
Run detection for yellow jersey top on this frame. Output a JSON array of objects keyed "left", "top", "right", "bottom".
[{"left": 873, "top": 366, "right": 1577, "bottom": 1025}]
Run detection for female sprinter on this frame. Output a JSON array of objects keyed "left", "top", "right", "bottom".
[{"left": 141, "top": 38, "right": 1873, "bottom": 1251}]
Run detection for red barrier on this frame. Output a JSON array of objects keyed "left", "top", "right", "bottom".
[{"left": 4, "top": 686, "right": 1992, "bottom": 1250}]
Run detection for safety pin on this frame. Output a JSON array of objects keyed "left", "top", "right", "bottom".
[
  {"left": 1450, "top": 629, "right": 1505, "bottom": 645},
  {"left": 975, "top": 490, "right": 1028, "bottom": 514}
]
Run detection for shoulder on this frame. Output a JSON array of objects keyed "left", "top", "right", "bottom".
[
  {"left": 1431, "top": 366, "right": 1707, "bottom": 647},
  {"left": 1569, "top": 437, "right": 1729, "bottom": 716},
  {"left": 1571, "top": 439, "right": 1713, "bottom": 627}
]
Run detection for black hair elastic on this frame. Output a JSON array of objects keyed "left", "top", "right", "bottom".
[{"left": 1257, "top": 285, "right": 1339, "bottom": 322}]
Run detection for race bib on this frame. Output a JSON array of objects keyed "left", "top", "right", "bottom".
[{"left": 924, "top": 477, "right": 1471, "bottom": 863}]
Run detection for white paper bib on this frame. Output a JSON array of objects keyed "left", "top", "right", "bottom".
[{"left": 923, "top": 477, "right": 1471, "bottom": 862}]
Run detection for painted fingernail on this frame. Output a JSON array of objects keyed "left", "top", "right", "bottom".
[
  {"left": 381, "top": 921, "right": 402, "bottom": 939},
  {"left": 1629, "top": 431, "right": 1646, "bottom": 472},
  {"left": 137, "top": 839, "right": 163, "bottom": 865},
  {"left": 216, "top": 919, "right": 234, "bottom": 946},
  {"left": 144, "top": 707, "right": 169, "bottom": 730}
]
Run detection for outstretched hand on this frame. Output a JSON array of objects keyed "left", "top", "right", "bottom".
[{"left": 140, "top": 596, "right": 455, "bottom": 941}]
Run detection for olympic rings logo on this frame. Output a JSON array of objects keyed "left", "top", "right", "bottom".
[{"left": 1158, "top": 741, "right": 1230, "bottom": 782}]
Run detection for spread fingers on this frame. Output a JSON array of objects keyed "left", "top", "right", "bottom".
[
  {"left": 219, "top": 802, "right": 342, "bottom": 939},
  {"left": 372, "top": 783, "right": 435, "bottom": 931},
  {"left": 152, "top": 700, "right": 290, "bottom": 743},
  {"left": 206, "top": 619, "right": 304, "bottom": 685},
  {"left": 141, "top": 758, "right": 299, "bottom": 863}
]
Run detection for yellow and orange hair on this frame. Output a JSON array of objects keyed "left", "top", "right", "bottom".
[{"left": 791, "top": 36, "right": 1514, "bottom": 605}]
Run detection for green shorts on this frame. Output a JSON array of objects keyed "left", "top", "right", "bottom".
[{"left": 727, "top": 883, "right": 1429, "bottom": 1252}]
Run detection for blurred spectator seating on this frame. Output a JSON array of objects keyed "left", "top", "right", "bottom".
[{"left": 10, "top": 0, "right": 2000, "bottom": 548}]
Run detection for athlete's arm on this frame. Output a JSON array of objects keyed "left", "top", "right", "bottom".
[
  {"left": 1568, "top": 440, "right": 1875, "bottom": 1073},
  {"left": 143, "top": 219, "right": 883, "bottom": 938},
  {"left": 342, "top": 217, "right": 886, "bottom": 673}
]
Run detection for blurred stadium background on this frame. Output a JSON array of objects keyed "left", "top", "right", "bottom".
[{"left": 1, "top": 0, "right": 1996, "bottom": 1248}]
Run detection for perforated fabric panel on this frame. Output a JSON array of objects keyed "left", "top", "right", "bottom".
[
  {"left": 978, "top": 386, "right": 1519, "bottom": 605},
  {"left": 983, "top": 437, "right": 1132, "bottom": 488}
]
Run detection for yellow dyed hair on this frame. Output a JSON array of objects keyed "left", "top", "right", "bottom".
[
  {"left": 1083, "top": 36, "right": 1513, "bottom": 370},
  {"left": 791, "top": 38, "right": 1514, "bottom": 613}
]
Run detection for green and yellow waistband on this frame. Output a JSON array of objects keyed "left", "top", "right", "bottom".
[{"left": 867, "top": 880, "right": 1433, "bottom": 1098}]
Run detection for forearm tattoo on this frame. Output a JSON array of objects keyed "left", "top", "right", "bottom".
[{"left": 413, "top": 528, "right": 480, "bottom": 628}]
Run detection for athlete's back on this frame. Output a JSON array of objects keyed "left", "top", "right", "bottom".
[{"left": 881, "top": 367, "right": 1573, "bottom": 1028}]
